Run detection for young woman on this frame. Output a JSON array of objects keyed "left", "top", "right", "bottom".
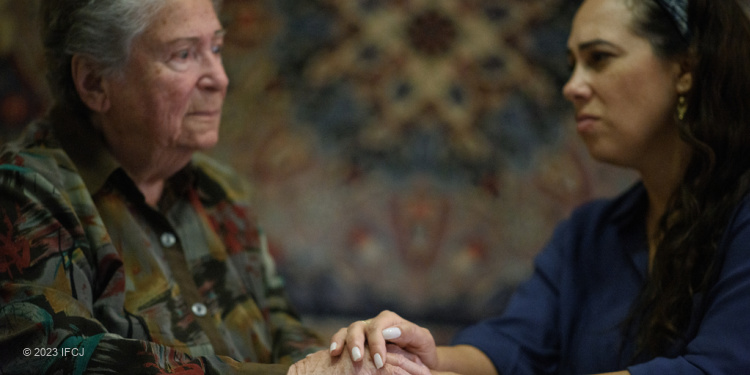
[{"left": 326, "top": 0, "right": 750, "bottom": 373}]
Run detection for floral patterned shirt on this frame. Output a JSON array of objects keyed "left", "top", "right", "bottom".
[{"left": 0, "top": 115, "right": 323, "bottom": 374}]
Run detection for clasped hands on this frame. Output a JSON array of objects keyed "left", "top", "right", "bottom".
[{"left": 288, "top": 311, "right": 459, "bottom": 375}]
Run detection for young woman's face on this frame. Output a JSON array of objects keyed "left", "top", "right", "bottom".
[{"left": 563, "top": 0, "right": 688, "bottom": 171}]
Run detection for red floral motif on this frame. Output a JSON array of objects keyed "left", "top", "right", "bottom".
[
  {"left": 140, "top": 342, "right": 206, "bottom": 374},
  {"left": 0, "top": 205, "right": 32, "bottom": 280},
  {"left": 203, "top": 198, "right": 261, "bottom": 255}
]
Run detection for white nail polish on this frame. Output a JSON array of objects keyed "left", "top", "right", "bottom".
[
  {"left": 330, "top": 342, "right": 337, "bottom": 352},
  {"left": 374, "top": 353, "right": 384, "bottom": 369},
  {"left": 352, "top": 347, "right": 362, "bottom": 361},
  {"left": 382, "top": 327, "right": 402, "bottom": 340}
]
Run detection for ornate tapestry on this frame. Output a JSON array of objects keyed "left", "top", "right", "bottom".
[{"left": 0, "top": 0, "right": 634, "bottom": 331}]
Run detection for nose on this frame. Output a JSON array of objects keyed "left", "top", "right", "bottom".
[
  {"left": 562, "top": 66, "right": 591, "bottom": 104},
  {"left": 198, "top": 52, "right": 229, "bottom": 94}
]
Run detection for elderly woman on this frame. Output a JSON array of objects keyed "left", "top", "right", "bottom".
[
  {"left": 330, "top": 0, "right": 750, "bottom": 374},
  {"left": 0, "top": 0, "right": 328, "bottom": 373}
]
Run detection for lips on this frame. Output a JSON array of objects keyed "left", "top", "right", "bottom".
[
  {"left": 574, "top": 113, "right": 600, "bottom": 133},
  {"left": 187, "top": 109, "right": 222, "bottom": 117},
  {"left": 575, "top": 113, "right": 599, "bottom": 122}
]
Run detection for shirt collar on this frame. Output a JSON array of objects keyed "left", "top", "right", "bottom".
[
  {"left": 49, "top": 106, "right": 121, "bottom": 195},
  {"left": 70, "top": 142, "right": 120, "bottom": 196},
  {"left": 45, "top": 106, "right": 226, "bottom": 208},
  {"left": 44, "top": 106, "right": 232, "bottom": 211}
]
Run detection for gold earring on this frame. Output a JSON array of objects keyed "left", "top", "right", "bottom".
[{"left": 677, "top": 95, "right": 688, "bottom": 121}]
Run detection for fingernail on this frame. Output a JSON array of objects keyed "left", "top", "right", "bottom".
[
  {"left": 374, "top": 353, "right": 384, "bottom": 369},
  {"left": 329, "top": 342, "right": 337, "bottom": 352},
  {"left": 351, "top": 347, "right": 362, "bottom": 361},
  {"left": 382, "top": 327, "right": 402, "bottom": 340}
]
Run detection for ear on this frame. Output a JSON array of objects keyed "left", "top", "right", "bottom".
[
  {"left": 676, "top": 70, "right": 693, "bottom": 94},
  {"left": 71, "top": 55, "right": 111, "bottom": 113},
  {"left": 675, "top": 54, "right": 694, "bottom": 95}
]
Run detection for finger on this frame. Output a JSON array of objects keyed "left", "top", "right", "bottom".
[
  {"left": 361, "top": 310, "right": 409, "bottom": 368},
  {"left": 381, "top": 321, "right": 438, "bottom": 368},
  {"left": 339, "top": 311, "right": 412, "bottom": 367},
  {"left": 344, "top": 319, "right": 370, "bottom": 362},
  {"left": 385, "top": 352, "right": 432, "bottom": 375},
  {"left": 329, "top": 327, "right": 348, "bottom": 356}
]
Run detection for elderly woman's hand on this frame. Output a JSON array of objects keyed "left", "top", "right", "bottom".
[
  {"left": 329, "top": 311, "right": 439, "bottom": 371},
  {"left": 289, "top": 344, "right": 431, "bottom": 375}
]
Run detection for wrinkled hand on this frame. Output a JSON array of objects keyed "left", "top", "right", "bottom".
[
  {"left": 329, "top": 311, "right": 438, "bottom": 370},
  {"left": 289, "top": 345, "right": 430, "bottom": 375}
]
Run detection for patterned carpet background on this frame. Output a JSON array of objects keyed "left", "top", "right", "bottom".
[{"left": 1, "top": 0, "right": 635, "bottom": 331}]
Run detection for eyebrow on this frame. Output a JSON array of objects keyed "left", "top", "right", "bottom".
[
  {"left": 572, "top": 39, "right": 618, "bottom": 52},
  {"left": 214, "top": 29, "right": 227, "bottom": 39},
  {"left": 166, "top": 29, "right": 227, "bottom": 45},
  {"left": 566, "top": 38, "right": 620, "bottom": 63}
]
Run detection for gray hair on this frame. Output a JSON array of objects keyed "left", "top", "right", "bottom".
[{"left": 41, "top": 0, "right": 223, "bottom": 112}]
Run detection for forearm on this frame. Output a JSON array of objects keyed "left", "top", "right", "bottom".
[
  {"left": 432, "top": 346, "right": 633, "bottom": 375},
  {"left": 434, "top": 345, "right": 497, "bottom": 375}
]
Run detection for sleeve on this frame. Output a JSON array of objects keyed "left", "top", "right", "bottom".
[
  {"left": 451, "top": 218, "right": 569, "bottom": 375},
  {"left": 627, "top": 201, "right": 750, "bottom": 375},
  {"left": 0, "top": 163, "right": 294, "bottom": 374},
  {"left": 255, "top": 228, "right": 326, "bottom": 364}
]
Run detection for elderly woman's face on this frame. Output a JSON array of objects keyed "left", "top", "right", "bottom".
[
  {"left": 562, "top": 0, "right": 688, "bottom": 171},
  {"left": 101, "top": 0, "right": 227, "bottom": 159}
]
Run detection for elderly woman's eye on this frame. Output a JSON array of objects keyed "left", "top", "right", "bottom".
[
  {"left": 170, "top": 47, "right": 196, "bottom": 62},
  {"left": 211, "top": 44, "right": 223, "bottom": 55},
  {"left": 166, "top": 48, "right": 195, "bottom": 71}
]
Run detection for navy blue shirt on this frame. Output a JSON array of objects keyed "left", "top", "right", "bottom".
[{"left": 453, "top": 183, "right": 750, "bottom": 374}]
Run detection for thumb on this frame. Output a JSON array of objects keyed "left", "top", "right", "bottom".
[{"left": 382, "top": 324, "right": 438, "bottom": 368}]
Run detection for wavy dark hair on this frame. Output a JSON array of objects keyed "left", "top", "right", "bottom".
[{"left": 624, "top": 0, "right": 750, "bottom": 359}]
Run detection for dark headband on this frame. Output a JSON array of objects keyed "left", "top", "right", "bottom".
[{"left": 655, "top": 0, "right": 690, "bottom": 40}]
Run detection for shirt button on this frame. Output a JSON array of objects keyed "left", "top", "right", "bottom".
[
  {"left": 160, "top": 232, "right": 177, "bottom": 248},
  {"left": 191, "top": 302, "right": 208, "bottom": 317}
]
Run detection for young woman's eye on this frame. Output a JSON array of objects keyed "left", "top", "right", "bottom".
[{"left": 588, "top": 51, "right": 613, "bottom": 66}]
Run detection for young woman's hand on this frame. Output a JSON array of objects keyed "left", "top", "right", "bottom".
[{"left": 329, "top": 310, "right": 439, "bottom": 370}]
